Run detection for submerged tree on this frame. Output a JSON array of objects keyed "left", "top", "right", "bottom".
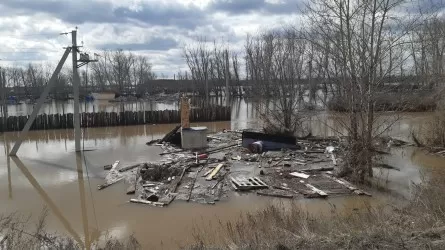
[
  {"left": 305, "top": 0, "right": 418, "bottom": 181},
  {"left": 246, "top": 29, "right": 309, "bottom": 136}
]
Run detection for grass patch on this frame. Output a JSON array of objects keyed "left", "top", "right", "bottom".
[
  {"left": 187, "top": 171, "right": 445, "bottom": 249},
  {"left": 0, "top": 208, "right": 141, "bottom": 250}
]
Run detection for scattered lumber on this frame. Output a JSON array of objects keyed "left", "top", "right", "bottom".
[
  {"left": 98, "top": 177, "right": 123, "bottom": 190},
  {"left": 272, "top": 185, "right": 290, "bottom": 191},
  {"left": 160, "top": 149, "right": 187, "bottom": 156},
  {"left": 324, "top": 174, "right": 372, "bottom": 196},
  {"left": 206, "top": 164, "right": 224, "bottom": 181},
  {"left": 201, "top": 169, "right": 213, "bottom": 177},
  {"left": 300, "top": 167, "right": 334, "bottom": 172},
  {"left": 171, "top": 166, "right": 188, "bottom": 193},
  {"left": 289, "top": 172, "right": 310, "bottom": 179},
  {"left": 159, "top": 125, "right": 181, "bottom": 144},
  {"left": 119, "top": 163, "right": 143, "bottom": 172},
  {"left": 130, "top": 199, "right": 164, "bottom": 207},
  {"left": 212, "top": 173, "right": 227, "bottom": 189},
  {"left": 110, "top": 161, "right": 120, "bottom": 171},
  {"left": 206, "top": 143, "right": 240, "bottom": 154},
  {"left": 158, "top": 193, "right": 177, "bottom": 205},
  {"left": 187, "top": 165, "right": 204, "bottom": 202},
  {"left": 143, "top": 183, "right": 156, "bottom": 188},
  {"left": 257, "top": 191, "right": 293, "bottom": 199},
  {"left": 305, "top": 184, "right": 328, "bottom": 197},
  {"left": 213, "top": 182, "right": 224, "bottom": 201},
  {"left": 231, "top": 176, "right": 268, "bottom": 191},
  {"left": 331, "top": 154, "right": 337, "bottom": 165}
]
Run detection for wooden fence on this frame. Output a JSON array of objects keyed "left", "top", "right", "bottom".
[{"left": 0, "top": 106, "right": 231, "bottom": 132}]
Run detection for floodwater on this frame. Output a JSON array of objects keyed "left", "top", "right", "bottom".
[{"left": 1, "top": 99, "right": 445, "bottom": 249}]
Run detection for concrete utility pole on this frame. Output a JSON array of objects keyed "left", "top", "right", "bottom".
[
  {"left": 225, "top": 49, "right": 230, "bottom": 106},
  {"left": 72, "top": 30, "right": 81, "bottom": 152},
  {"left": 10, "top": 28, "right": 96, "bottom": 156},
  {"left": 0, "top": 68, "right": 7, "bottom": 132}
]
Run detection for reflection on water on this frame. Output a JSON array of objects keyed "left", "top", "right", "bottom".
[
  {"left": 6, "top": 100, "right": 180, "bottom": 116},
  {"left": 0, "top": 99, "right": 444, "bottom": 248},
  {"left": 11, "top": 156, "right": 84, "bottom": 247}
]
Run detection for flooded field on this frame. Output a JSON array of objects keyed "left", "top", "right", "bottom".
[{"left": 1, "top": 99, "right": 444, "bottom": 249}]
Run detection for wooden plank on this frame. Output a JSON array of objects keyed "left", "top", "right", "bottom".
[
  {"left": 159, "top": 125, "right": 181, "bottom": 144},
  {"left": 206, "top": 164, "right": 224, "bottom": 181},
  {"left": 257, "top": 191, "right": 293, "bottom": 199},
  {"left": 324, "top": 175, "right": 372, "bottom": 196},
  {"left": 331, "top": 154, "right": 337, "bottom": 165},
  {"left": 110, "top": 161, "right": 120, "bottom": 171},
  {"left": 119, "top": 163, "right": 142, "bottom": 172},
  {"left": 158, "top": 193, "right": 177, "bottom": 205},
  {"left": 201, "top": 169, "right": 213, "bottom": 177},
  {"left": 212, "top": 172, "right": 227, "bottom": 189},
  {"left": 305, "top": 184, "right": 328, "bottom": 197},
  {"left": 289, "top": 172, "right": 310, "bottom": 179},
  {"left": 301, "top": 167, "right": 334, "bottom": 172},
  {"left": 130, "top": 199, "right": 164, "bottom": 207},
  {"left": 324, "top": 174, "right": 357, "bottom": 191},
  {"left": 187, "top": 165, "right": 204, "bottom": 202},
  {"left": 98, "top": 177, "right": 123, "bottom": 190},
  {"left": 171, "top": 166, "right": 188, "bottom": 193},
  {"left": 214, "top": 182, "right": 224, "bottom": 201}
]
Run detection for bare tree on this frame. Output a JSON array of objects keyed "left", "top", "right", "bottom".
[
  {"left": 246, "top": 29, "right": 309, "bottom": 135},
  {"left": 305, "top": 0, "right": 418, "bottom": 181}
]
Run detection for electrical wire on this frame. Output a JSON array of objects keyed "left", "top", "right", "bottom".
[
  {"left": 81, "top": 128, "right": 100, "bottom": 231},
  {"left": 79, "top": 60, "right": 103, "bottom": 232}
]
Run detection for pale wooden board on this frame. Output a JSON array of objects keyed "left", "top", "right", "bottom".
[{"left": 289, "top": 172, "right": 310, "bottom": 179}]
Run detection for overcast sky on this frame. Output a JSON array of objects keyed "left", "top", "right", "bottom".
[{"left": 0, "top": 0, "right": 303, "bottom": 78}]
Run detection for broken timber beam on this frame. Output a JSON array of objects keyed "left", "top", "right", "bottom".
[
  {"left": 130, "top": 199, "right": 164, "bottom": 207},
  {"left": 300, "top": 167, "right": 334, "bottom": 172},
  {"left": 171, "top": 166, "right": 188, "bottom": 193},
  {"left": 206, "top": 164, "right": 224, "bottom": 181},
  {"left": 289, "top": 172, "right": 310, "bottom": 179},
  {"left": 98, "top": 177, "right": 123, "bottom": 190},
  {"left": 159, "top": 125, "right": 181, "bottom": 144},
  {"left": 305, "top": 184, "right": 328, "bottom": 197},
  {"left": 119, "top": 163, "right": 143, "bottom": 172},
  {"left": 257, "top": 191, "right": 293, "bottom": 199},
  {"left": 324, "top": 174, "right": 372, "bottom": 196}
]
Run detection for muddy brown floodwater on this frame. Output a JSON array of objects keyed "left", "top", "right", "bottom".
[{"left": 1, "top": 109, "right": 445, "bottom": 249}]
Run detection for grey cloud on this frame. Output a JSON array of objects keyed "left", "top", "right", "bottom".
[
  {"left": 0, "top": 0, "right": 207, "bottom": 29},
  {"left": 209, "top": 0, "right": 303, "bottom": 15},
  {"left": 99, "top": 37, "right": 178, "bottom": 51},
  {"left": 0, "top": 52, "right": 48, "bottom": 62}
]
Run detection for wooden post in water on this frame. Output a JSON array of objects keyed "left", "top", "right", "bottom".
[{"left": 181, "top": 96, "right": 190, "bottom": 129}]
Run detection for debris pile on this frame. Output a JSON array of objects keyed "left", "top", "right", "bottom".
[{"left": 98, "top": 129, "right": 374, "bottom": 208}]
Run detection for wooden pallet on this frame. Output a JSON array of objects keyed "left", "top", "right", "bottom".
[{"left": 231, "top": 176, "right": 268, "bottom": 191}]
